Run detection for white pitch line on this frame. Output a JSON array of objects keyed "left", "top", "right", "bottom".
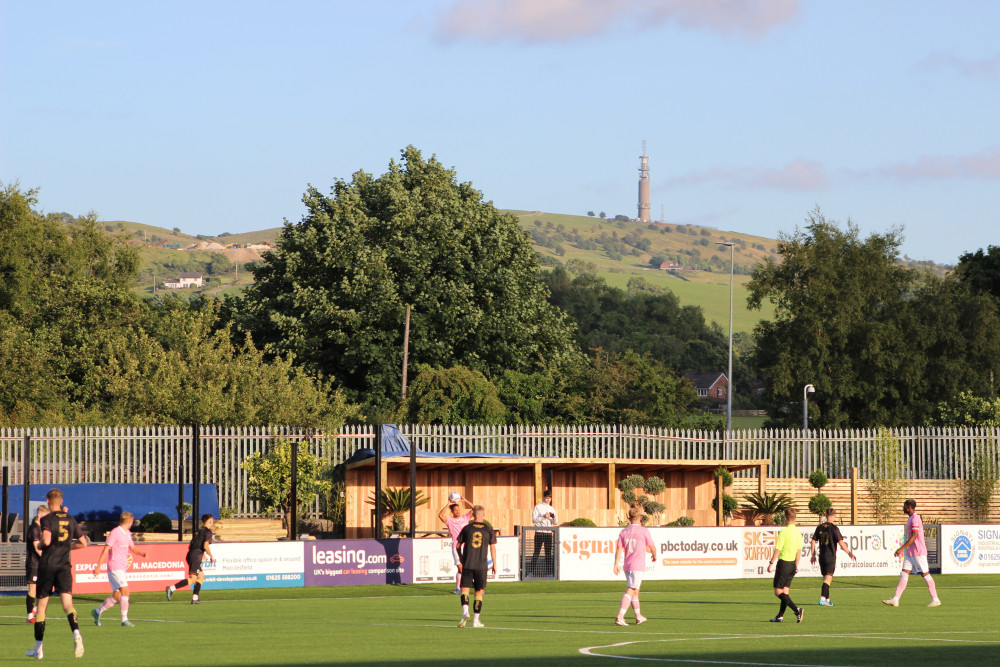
[{"left": 580, "top": 639, "right": 863, "bottom": 667}]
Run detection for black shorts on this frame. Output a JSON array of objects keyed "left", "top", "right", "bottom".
[
  {"left": 818, "top": 553, "right": 837, "bottom": 576},
  {"left": 26, "top": 563, "right": 38, "bottom": 583},
  {"left": 35, "top": 564, "right": 73, "bottom": 598},
  {"left": 187, "top": 552, "right": 204, "bottom": 575},
  {"left": 460, "top": 567, "right": 487, "bottom": 591},
  {"left": 772, "top": 560, "right": 796, "bottom": 589}
]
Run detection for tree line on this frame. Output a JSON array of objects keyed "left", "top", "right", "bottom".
[{"left": 3, "top": 148, "right": 999, "bottom": 431}]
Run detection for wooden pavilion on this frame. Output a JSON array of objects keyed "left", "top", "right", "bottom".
[{"left": 344, "top": 455, "right": 769, "bottom": 538}]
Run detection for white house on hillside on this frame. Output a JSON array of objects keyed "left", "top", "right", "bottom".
[{"left": 162, "top": 272, "right": 204, "bottom": 289}]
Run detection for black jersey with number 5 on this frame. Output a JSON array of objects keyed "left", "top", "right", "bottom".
[
  {"left": 457, "top": 521, "right": 496, "bottom": 570},
  {"left": 38, "top": 510, "right": 83, "bottom": 568}
]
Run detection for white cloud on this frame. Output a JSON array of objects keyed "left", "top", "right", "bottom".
[
  {"left": 662, "top": 158, "right": 828, "bottom": 191},
  {"left": 877, "top": 146, "right": 1000, "bottom": 182},
  {"left": 434, "top": 0, "right": 799, "bottom": 44},
  {"left": 918, "top": 52, "right": 1000, "bottom": 78}
]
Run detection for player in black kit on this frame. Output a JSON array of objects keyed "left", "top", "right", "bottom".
[
  {"left": 455, "top": 505, "right": 497, "bottom": 628},
  {"left": 166, "top": 514, "right": 216, "bottom": 604},
  {"left": 27, "top": 488, "right": 88, "bottom": 660},
  {"left": 25, "top": 504, "right": 50, "bottom": 623},
  {"left": 810, "top": 508, "right": 856, "bottom": 606}
]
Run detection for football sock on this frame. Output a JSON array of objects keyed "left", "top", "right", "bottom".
[
  {"left": 193, "top": 582, "right": 202, "bottom": 596},
  {"left": 34, "top": 620, "right": 45, "bottom": 642},
  {"left": 779, "top": 594, "right": 799, "bottom": 615},
  {"left": 67, "top": 609, "right": 80, "bottom": 632},
  {"left": 99, "top": 596, "right": 115, "bottom": 613},
  {"left": 893, "top": 572, "right": 909, "bottom": 600},
  {"left": 120, "top": 596, "right": 129, "bottom": 620},
  {"left": 473, "top": 599, "right": 482, "bottom": 614},
  {"left": 26, "top": 595, "right": 35, "bottom": 614},
  {"left": 631, "top": 596, "right": 641, "bottom": 615},
  {"left": 777, "top": 599, "right": 787, "bottom": 617},
  {"left": 173, "top": 580, "right": 188, "bottom": 590},
  {"left": 461, "top": 594, "right": 470, "bottom": 617},
  {"left": 923, "top": 574, "right": 938, "bottom": 599},
  {"left": 618, "top": 594, "right": 632, "bottom": 617},
  {"left": 821, "top": 583, "right": 830, "bottom": 599}
]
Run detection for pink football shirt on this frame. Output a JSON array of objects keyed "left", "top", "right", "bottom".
[
  {"left": 617, "top": 523, "right": 655, "bottom": 572},
  {"left": 905, "top": 513, "right": 927, "bottom": 556},
  {"left": 446, "top": 513, "right": 471, "bottom": 543},
  {"left": 106, "top": 525, "right": 134, "bottom": 571}
]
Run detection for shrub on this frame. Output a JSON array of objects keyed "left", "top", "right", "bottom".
[
  {"left": 808, "top": 469, "right": 829, "bottom": 490},
  {"left": 711, "top": 494, "right": 739, "bottom": 517},
  {"left": 568, "top": 518, "right": 596, "bottom": 527},
  {"left": 618, "top": 474, "right": 667, "bottom": 525},
  {"left": 139, "top": 512, "right": 171, "bottom": 533},
  {"left": 665, "top": 516, "right": 695, "bottom": 527},
  {"left": 714, "top": 467, "right": 734, "bottom": 488},
  {"left": 740, "top": 491, "right": 795, "bottom": 526},
  {"left": 808, "top": 493, "right": 832, "bottom": 518},
  {"left": 866, "top": 428, "right": 906, "bottom": 524}
]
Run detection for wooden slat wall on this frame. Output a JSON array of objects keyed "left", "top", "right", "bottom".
[
  {"left": 731, "top": 478, "right": 1000, "bottom": 525},
  {"left": 345, "top": 465, "right": 722, "bottom": 535}
]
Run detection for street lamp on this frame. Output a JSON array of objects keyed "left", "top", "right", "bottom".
[
  {"left": 803, "top": 384, "right": 815, "bottom": 431},
  {"left": 715, "top": 241, "right": 734, "bottom": 433}
]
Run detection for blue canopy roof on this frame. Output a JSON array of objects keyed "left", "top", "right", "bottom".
[{"left": 343, "top": 424, "right": 523, "bottom": 465}]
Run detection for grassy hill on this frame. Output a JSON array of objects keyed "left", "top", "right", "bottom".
[{"left": 110, "top": 212, "right": 777, "bottom": 331}]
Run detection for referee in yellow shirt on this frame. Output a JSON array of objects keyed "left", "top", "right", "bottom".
[{"left": 766, "top": 507, "right": 804, "bottom": 623}]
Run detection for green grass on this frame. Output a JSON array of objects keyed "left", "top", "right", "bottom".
[{"left": 3, "top": 576, "right": 996, "bottom": 665}]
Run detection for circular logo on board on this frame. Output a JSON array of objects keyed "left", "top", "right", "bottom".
[{"left": 950, "top": 531, "right": 975, "bottom": 567}]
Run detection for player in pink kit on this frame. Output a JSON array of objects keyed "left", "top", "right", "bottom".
[
  {"left": 438, "top": 495, "right": 474, "bottom": 594},
  {"left": 882, "top": 499, "right": 941, "bottom": 608},
  {"left": 613, "top": 507, "right": 657, "bottom": 626},
  {"left": 91, "top": 512, "right": 147, "bottom": 627}
]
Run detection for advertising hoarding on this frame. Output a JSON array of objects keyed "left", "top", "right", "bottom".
[
  {"left": 304, "top": 539, "right": 412, "bottom": 586},
  {"left": 411, "top": 536, "right": 520, "bottom": 584},
  {"left": 740, "top": 525, "right": 907, "bottom": 578},
  {"left": 202, "top": 542, "right": 304, "bottom": 588},
  {"left": 559, "top": 527, "right": 743, "bottom": 581},
  {"left": 940, "top": 525, "right": 1000, "bottom": 574},
  {"left": 72, "top": 544, "right": 190, "bottom": 594}
]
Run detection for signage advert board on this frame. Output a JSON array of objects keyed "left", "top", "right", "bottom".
[{"left": 940, "top": 525, "right": 1000, "bottom": 574}]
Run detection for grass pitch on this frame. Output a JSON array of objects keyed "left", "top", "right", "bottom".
[{"left": 2, "top": 576, "right": 997, "bottom": 665}]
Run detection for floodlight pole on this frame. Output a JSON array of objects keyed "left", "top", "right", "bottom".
[{"left": 716, "top": 242, "right": 735, "bottom": 437}]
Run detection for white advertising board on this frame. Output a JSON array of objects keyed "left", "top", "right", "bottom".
[
  {"left": 940, "top": 525, "right": 1000, "bottom": 574},
  {"left": 559, "top": 527, "right": 743, "bottom": 581},
  {"left": 410, "top": 536, "right": 520, "bottom": 583},
  {"left": 740, "top": 525, "right": 907, "bottom": 578},
  {"left": 201, "top": 541, "right": 305, "bottom": 588}
]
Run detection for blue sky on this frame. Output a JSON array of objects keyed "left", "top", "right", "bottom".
[{"left": 3, "top": 0, "right": 998, "bottom": 264}]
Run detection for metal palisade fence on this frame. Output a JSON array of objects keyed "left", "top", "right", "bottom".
[{"left": 0, "top": 425, "right": 996, "bottom": 517}]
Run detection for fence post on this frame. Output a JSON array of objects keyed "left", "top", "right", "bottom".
[
  {"left": 290, "top": 438, "right": 298, "bottom": 540},
  {"left": 850, "top": 466, "right": 858, "bottom": 525},
  {"left": 22, "top": 433, "right": 30, "bottom": 541},
  {"left": 715, "top": 477, "right": 724, "bottom": 527}
]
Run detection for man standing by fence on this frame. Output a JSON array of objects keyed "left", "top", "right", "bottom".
[
  {"left": 530, "top": 489, "right": 557, "bottom": 576},
  {"left": 882, "top": 499, "right": 941, "bottom": 608}
]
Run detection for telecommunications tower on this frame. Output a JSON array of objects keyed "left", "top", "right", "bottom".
[{"left": 637, "top": 140, "right": 651, "bottom": 222}]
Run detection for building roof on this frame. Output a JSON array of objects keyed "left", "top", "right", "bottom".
[
  {"left": 683, "top": 372, "right": 728, "bottom": 389},
  {"left": 178, "top": 272, "right": 203, "bottom": 279}
]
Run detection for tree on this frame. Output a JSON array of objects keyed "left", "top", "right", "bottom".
[
  {"left": 936, "top": 392, "right": 1000, "bottom": 427},
  {"left": 748, "top": 210, "right": 916, "bottom": 428},
  {"left": 242, "top": 437, "right": 332, "bottom": 538},
  {"left": 617, "top": 474, "right": 666, "bottom": 525},
  {"left": 395, "top": 365, "right": 506, "bottom": 424},
  {"left": 954, "top": 245, "right": 1000, "bottom": 303},
  {"left": 226, "top": 147, "right": 580, "bottom": 416}
]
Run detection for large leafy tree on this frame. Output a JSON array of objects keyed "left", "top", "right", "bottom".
[
  {"left": 748, "top": 209, "right": 1000, "bottom": 428},
  {"left": 748, "top": 210, "right": 916, "bottom": 428},
  {"left": 954, "top": 244, "right": 1000, "bottom": 304},
  {"left": 227, "top": 147, "right": 579, "bottom": 415}
]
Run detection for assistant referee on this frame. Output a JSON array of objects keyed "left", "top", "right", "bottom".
[{"left": 766, "top": 507, "right": 804, "bottom": 623}]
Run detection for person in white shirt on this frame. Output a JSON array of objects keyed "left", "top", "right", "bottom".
[{"left": 530, "top": 490, "right": 557, "bottom": 574}]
